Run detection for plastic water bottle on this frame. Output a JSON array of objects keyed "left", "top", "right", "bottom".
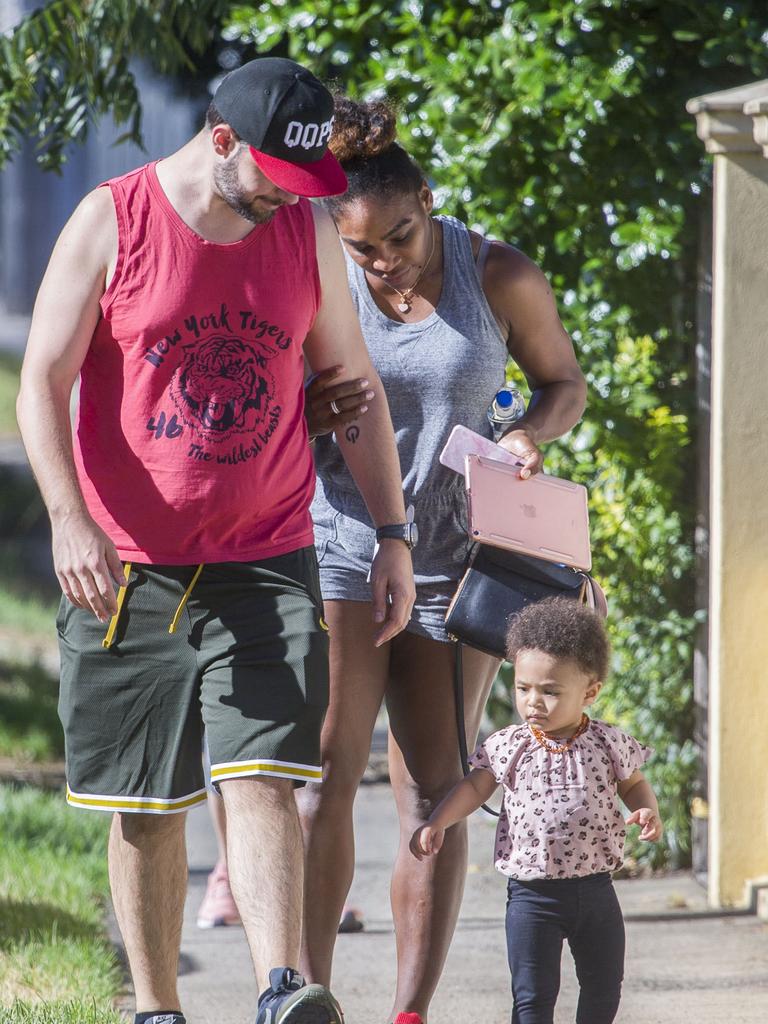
[{"left": 487, "top": 384, "right": 525, "bottom": 441}]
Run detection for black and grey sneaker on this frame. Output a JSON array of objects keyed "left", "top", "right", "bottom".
[
  {"left": 134, "top": 1015, "right": 186, "bottom": 1024},
  {"left": 255, "top": 968, "right": 343, "bottom": 1024}
]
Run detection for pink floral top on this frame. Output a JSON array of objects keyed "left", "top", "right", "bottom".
[{"left": 468, "top": 718, "right": 651, "bottom": 880}]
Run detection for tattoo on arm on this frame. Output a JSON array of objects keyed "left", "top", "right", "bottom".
[{"left": 345, "top": 424, "right": 360, "bottom": 444}]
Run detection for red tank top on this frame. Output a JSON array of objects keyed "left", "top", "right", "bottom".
[{"left": 74, "top": 161, "right": 320, "bottom": 564}]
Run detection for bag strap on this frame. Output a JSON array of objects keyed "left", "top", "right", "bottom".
[{"left": 454, "top": 641, "right": 499, "bottom": 817}]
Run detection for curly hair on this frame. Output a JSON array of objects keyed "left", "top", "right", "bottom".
[
  {"left": 322, "top": 95, "right": 425, "bottom": 216},
  {"left": 505, "top": 598, "right": 611, "bottom": 680}
]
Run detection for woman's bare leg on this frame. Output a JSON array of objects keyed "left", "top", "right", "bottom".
[
  {"left": 386, "top": 635, "right": 499, "bottom": 1022},
  {"left": 297, "top": 599, "right": 390, "bottom": 986}
]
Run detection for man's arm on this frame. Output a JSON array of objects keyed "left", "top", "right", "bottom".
[
  {"left": 16, "top": 187, "right": 125, "bottom": 622},
  {"left": 304, "top": 205, "right": 415, "bottom": 646}
]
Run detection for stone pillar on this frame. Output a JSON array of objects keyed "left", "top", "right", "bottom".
[{"left": 687, "top": 81, "right": 768, "bottom": 907}]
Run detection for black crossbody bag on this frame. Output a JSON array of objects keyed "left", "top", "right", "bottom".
[{"left": 445, "top": 544, "right": 605, "bottom": 659}]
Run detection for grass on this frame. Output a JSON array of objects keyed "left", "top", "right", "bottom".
[
  {"left": 0, "top": 786, "right": 122, "bottom": 1018},
  {"left": 0, "top": 1001, "right": 125, "bottom": 1023},
  {"left": 0, "top": 659, "right": 63, "bottom": 763},
  {"left": 0, "top": 541, "right": 61, "bottom": 764},
  {"left": 0, "top": 352, "right": 21, "bottom": 437}
]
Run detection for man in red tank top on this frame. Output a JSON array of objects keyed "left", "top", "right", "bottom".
[{"left": 17, "top": 58, "right": 415, "bottom": 1024}]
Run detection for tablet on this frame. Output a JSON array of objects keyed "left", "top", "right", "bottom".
[{"left": 464, "top": 453, "right": 592, "bottom": 571}]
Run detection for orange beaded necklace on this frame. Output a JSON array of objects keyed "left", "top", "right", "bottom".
[{"left": 528, "top": 713, "right": 590, "bottom": 754}]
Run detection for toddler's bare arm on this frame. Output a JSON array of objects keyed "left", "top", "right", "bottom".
[
  {"left": 410, "top": 768, "right": 498, "bottom": 859},
  {"left": 618, "top": 770, "right": 663, "bottom": 842}
]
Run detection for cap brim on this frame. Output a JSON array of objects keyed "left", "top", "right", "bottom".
[{"left": 249, "top": 146, "right": 348, "bottom": 198}]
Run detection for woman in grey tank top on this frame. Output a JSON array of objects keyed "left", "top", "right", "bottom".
[{"left": 298, "top": 97, "right": 586, "bottom": 1021}]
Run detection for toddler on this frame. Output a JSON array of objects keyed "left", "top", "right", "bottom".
[{"left": 411, "top": 597, "right": 662, "bottom": 1024}]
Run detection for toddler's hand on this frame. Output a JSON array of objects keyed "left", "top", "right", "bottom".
[
  {"left": 626, "top": 807, "right": 663, "bottom": 843},
  {"left": 409, "top": 825, "right": 445, "bottom": 860}
]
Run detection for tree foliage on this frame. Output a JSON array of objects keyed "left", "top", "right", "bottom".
[
  {"left": 4, "top": 0, "right": 768, "bottom": 865},
  {"left": 0, "top": 0, "right": 228, "bottom": 171},
  {"left": 227, "top": 0, "right": 768, "bottom": 866}
]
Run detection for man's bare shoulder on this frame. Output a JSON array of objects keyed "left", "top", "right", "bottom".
[
  {"left": 70, "top": 184, "right": 117, "bottom": 239},
  {"left": 34, "top": 185, "right": 119, "bottom": 305},
  {"left": 310, "top": 201, "right": 341, "bottom": 255},
  {"left": 59, "top": 186, "right": 118, "bottom": 267}
]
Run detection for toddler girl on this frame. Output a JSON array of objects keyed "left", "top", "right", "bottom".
[{"left": 410, "top": 597, "right": 662, "bottom": 1023}]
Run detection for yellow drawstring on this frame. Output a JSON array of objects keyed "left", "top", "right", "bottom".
[
  {"left": 102, "top": 562, "right": 205, "bottom": 647},
  {"left": 102, "top": 563, "right": 132, "bottom": 649},
  {"left": 168, "top": 563, "right": 205, "bottom": 634}
]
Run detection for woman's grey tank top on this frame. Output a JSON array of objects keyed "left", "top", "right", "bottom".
[{"left": 311, "top": 215, "right": 509, "bottom": 583}]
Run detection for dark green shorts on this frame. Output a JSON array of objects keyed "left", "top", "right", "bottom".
[{"left": 57, "top": 547, "right": 329, "bottom": 814}]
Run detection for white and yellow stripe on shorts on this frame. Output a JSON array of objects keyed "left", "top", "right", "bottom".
[
  {"left": 66, "top": 785, "right": 208, "bottom": 814},
  {"left": 210, "top": 759, "right": 322, "bottom": 785}
]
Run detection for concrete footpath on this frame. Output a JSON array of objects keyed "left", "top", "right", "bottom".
[{"left": 133, "top": 783, "right": 768, "bottom": 1024}]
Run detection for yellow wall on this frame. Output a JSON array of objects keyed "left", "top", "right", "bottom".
[{"left": 708, "top": 153, "right": 768, "bottom": 905}]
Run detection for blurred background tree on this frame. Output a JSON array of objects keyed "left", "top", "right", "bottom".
[{"left": 3, "top": 0, "right": 768, "bottom": 866}]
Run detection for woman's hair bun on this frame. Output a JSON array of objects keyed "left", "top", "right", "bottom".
[{"left": 329, "top": 96, "right": 398, "bottom": 163}]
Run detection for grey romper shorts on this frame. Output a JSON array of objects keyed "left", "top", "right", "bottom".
[{"left": 312, "top": 486, "right": 471, "bottom": 643}]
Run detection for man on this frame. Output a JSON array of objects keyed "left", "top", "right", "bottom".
[{"left": 17, "top": 58, "right": 415, "bottom": 1024}]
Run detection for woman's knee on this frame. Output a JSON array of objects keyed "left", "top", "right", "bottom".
[
  {"left": 392, "top": 769, "right": 465, "bottom": 824},
  {"left": 299, "top": 751, "right": 368, "bottom": 815}
]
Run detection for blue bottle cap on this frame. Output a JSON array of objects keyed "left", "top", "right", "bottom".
[{"left": 495, "top": 390, "right": 514, "bottom": 408}]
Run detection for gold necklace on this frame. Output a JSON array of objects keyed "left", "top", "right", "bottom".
[
  {"left": 381, "top": 221, "right": 436, "bottom": 313},
  {"left": 528, "top": 713, "right": 590, "bottom": 754}
]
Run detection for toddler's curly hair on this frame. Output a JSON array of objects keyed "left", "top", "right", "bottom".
[{"left": 505, "top": 597, "right": 610, "bottom": 680}]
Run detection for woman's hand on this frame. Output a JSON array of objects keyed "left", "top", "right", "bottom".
[
  {"left": 497, "top": 426, "right": 544, "bottom": 478},
  {"left": 305, "top": 365, "right": 374, "bottom": 438}
]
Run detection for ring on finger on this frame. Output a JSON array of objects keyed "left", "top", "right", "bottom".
[{"left": 330, "top": 399, "right": 341, "bottom": 415}]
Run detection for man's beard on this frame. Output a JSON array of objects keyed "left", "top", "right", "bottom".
[{"left": 214, "top": 159, "right": 279, "bottom": 225}]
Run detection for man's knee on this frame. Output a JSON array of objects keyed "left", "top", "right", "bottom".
[
  {"left": 219, "top": 774, "right": 295, "bottom": 813},
  {"left": 113, "top": 810, "right": 187, "bottom": 844}
]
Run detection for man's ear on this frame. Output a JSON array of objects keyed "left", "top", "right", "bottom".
[
  {"left": 584, "top": 679, "right": 603, "bottom": 707},
  {"left": 211, "top": 124, "right": 240, "bottom": 157},
  {"left": 420, "top": 181, "right": 434, "bottom": 214}
]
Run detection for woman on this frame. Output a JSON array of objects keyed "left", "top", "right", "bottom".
[{"left": 299, "top": 96, "right": 586, "bottom": 1024}]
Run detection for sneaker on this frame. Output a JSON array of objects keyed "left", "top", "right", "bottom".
[
  {"left": 135, "top": 1016, "right": 186, "bottom": 1024},
  {"left": 256, "top": 968, "right": 343, "bottom": 1024},
  {"left": 393, "top": 1015, "right": 424, "bottom": 1024},
  {"left": 196, "top": 861, "right": 241, "bottom": 929}
]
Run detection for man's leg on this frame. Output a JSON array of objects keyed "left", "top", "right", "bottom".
[
  {"left": 220, "top": 775, "right": 304, "bottom": 991},
  {"left": 108, "top": 810, "right": 188, "bottom": 1013}
]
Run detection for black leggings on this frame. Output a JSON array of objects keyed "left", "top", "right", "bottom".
[{"left": 505, "top": 873, "right": 625, "bottom": 1024}]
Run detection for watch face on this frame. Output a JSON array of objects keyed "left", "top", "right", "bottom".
[{"left": 408, "top": 521, "right": 419, "bottom": 547}]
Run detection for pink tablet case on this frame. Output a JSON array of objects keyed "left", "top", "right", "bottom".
[{"left": 464, "top": 454, "right": 592, "bottom": 571}]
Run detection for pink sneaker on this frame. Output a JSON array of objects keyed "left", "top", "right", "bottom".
[
  {"left": 393, "top": 1015, "right": 424, "bottom": 1024},
  {"left": 196, "top": 861, "right": 241, "bottom": 928}
]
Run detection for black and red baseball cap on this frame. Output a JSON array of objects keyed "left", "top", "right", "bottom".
[{"left": 212, "top": 58, "right": 348, "bottom": 198}]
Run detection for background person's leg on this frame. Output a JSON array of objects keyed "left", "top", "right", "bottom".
[
  {"left": 196, "top": 784, "right": 241, "bottom": 928},
  {"left": 221, "top": 775, "right": 306, "bottom": 993},
  {"left": 297, "top": 599, "right": 390, "bottom": 986},
  {"left": 386, "top": 634, "right": 499, "bottom": 1021},
  {"left": 108, "top": 811, "right": 188, "bottom": 1013}
]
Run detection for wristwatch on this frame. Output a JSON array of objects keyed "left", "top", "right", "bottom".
[{"left": 375, "top": 521, "right": 419, "bottom": 550}]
